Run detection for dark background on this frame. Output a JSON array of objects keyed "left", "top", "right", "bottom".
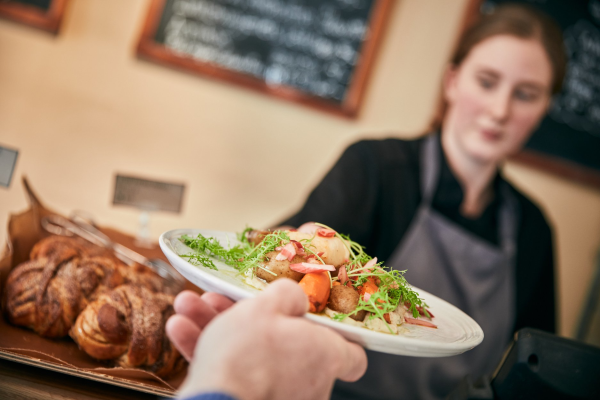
[{"left": 1, "top": 0, "right": 52, "bottom": 11}]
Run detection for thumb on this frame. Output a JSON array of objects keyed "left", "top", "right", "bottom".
[{"left": 256, "top": 279, "right": 308, "bottom": 317}]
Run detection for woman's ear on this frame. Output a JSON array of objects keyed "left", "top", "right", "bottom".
[{"left": 443, "top": 64, "right": 459, "bottom": 103}]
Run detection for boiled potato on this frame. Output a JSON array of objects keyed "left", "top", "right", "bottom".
[
  {"left": 255, "top": 251, "right": 305, "bottom": 283},
  {"left": 246, "top": 229, "right": 272, "bottom": 247},
  {"left": 327, "top": 285, "right": 366, "bottom": 322},
  {"left": 287, "top": 231, "right": 349, "bottom": 267}
]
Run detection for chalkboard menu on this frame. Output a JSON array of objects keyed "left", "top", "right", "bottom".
[
  {"left": 0, "top": 0, "right": 68, "bottom": 33},
  {"left": 137, "top": 0, "right": 392, "bottom": 117},
  {"left": 479, "top": 0, "right": 600, "bottom": 188}
]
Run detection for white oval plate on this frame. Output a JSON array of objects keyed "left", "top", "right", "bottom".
[{"left": 160, "top": 229, "right": 484, "bottom": 357}]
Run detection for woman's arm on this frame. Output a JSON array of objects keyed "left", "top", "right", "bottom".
[
  {"left": 278, "top": 141, "right": 379, "bottom": 247},
  {"left": 514, "top": 198, "right": 557, "bottom": 334}
]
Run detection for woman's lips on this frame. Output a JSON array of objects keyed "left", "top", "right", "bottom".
[{"left": 480, "top": 128, "right": 502, "bottom": 141}]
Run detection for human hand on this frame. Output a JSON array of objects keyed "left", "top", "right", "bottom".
[
  {"left": 166, "top": 290, "right": 235, "bottom": 362},
  {"left": 167, "top": 279, "right": 368, "bottom": 400}
]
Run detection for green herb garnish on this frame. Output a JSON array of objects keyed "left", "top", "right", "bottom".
[{"left": 179, "top": 226, "right": 430, "bottom": 332}]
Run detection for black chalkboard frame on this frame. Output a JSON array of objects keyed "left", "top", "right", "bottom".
[
  {"left": 136, "top": 0, "right": 393, "bottom": 118},
  {"left": 453, "top": 0, "right": 600, "bottom": 189},
  {"left": 0, "top": 0, "right": 68, "bottom": 34}
]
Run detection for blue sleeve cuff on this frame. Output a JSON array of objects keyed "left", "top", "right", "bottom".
[{"left": 179, "top": 392, "right": 238, "bottom": 400}]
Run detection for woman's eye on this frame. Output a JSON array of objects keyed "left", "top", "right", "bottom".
[
  {"left": 478, "top": 77, "right": 495, "bottom": 89},
  {"left": 514, "top": 89, "right": 538, "bottom": 102}
]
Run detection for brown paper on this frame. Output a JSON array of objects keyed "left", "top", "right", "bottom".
[{"left": 0, "top": 177, "right": 197, "bottom": 397}]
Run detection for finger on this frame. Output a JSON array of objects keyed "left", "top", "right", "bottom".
[
  {"left": 335, "top": 341, "right": 368, "bottom": 382},
  {"left": 200, "top": 292, "right": 235, "bottom": 313},
  {"left": 165, "top": 315, "right": 201, "bottom": 362},
  {"left": 174, "top": 291, "right": 218, "bottom": 329},
  {"left": 257, "top": 279, "right": 308, "bottom": 317}
]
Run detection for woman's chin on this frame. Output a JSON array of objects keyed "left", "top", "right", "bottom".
[{"left": 463, "top": 142, "right": 508, "bottom": 165}]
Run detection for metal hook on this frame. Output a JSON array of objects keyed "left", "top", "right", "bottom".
[{"left": 41, "top": 214, "right": 185, "bottom": 291}]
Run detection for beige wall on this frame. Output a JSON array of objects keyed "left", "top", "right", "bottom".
[{"left": 1, "top": 0, "right": 599, "bottom": 338}]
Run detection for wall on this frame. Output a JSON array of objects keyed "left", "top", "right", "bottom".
[{"left": 1, "top": 0, "right": 599, "bottom": 338}]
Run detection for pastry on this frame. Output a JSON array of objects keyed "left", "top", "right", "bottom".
[
  {"left": 70, "top": 284, "right": 184, "bottom": 377},
  {"left": 4, "top": 236, "right": 125, "bottom": 337}
]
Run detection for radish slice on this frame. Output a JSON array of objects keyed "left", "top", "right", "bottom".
[
  {"left": 338, "top": 265, "right": 348, "bottom": 284},
  {"left": 405, "top": 317, "right": 437, "bottom": 328},
  {"left": 289, "top": 262, "right": 335, "bottom": 274},
  {"left": 317, "top": 229, "right": 336, "bottom": 238},
  {"left": 290, "top": 240, "right": 306, "bottom": 256},
  {"left": 363, "top": 292, "right": 371, "bottom": 302},
  {"left": 363, "top": 257, "right": 377, "bottom": 270},
  {"left": 275, "top": 243, "right": 296, "bottom": 261},
  {"left": 297, "top": 222, "right": 320, "bottom": 234}
]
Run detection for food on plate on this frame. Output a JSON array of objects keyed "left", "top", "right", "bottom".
[
  {"left": 298, "top": 270, "right": 331, "bottom": 313},
  {"left": 327, "top": 285, "right": 367, "bottom": 322},
  {"left": 256, "top": 251, "right": 305, "bottom": 283},
  {"left": 286, "top": 231, "right": 350, "bottom": 268},
  {"left": 70, "top": 284, "right": 184, "bottom": 378},
  {"left": 179, "top": 224, "right": 436, "bottom": 335}
]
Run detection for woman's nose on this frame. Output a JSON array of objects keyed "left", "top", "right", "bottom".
[{"left": 488, "top": 89, "right": 511, "bottom": 122}]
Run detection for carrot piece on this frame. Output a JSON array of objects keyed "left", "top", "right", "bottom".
[
  {"left": 298, "top": 271, "right": 331, "bottom": 313},
  {"left": 358, "top": 277, "right": 387, "bottom": 309},
  {"left": 358, "top": 277, "right": 379, "bottom": 298},
  {"left": 332, "top": 281, "right": 341, "bottom": 287}
]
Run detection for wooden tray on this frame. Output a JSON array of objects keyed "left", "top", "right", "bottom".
[{"left": 0, "top": 178, "right": 197, "bottom": 397}]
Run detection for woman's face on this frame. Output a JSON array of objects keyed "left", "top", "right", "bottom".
[{"left": 443, "top": 34, "right": 553, "bottom": 164}]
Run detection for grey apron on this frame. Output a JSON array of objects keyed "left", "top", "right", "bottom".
[{"left": 332, "top": 134, "right": 518, "bottom": 400}]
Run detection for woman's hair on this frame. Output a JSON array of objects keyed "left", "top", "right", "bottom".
[
  {"left": 430, "top": 3, "right": 567, "bottom": 130},
  {"left": 453, "top": 3, "right": 566, "bottom": 95}
]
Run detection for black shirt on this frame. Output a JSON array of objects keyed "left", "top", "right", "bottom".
[
  {"left": 280, "top": 135, "right": 556, "bottom": 334},
  {"left": 433, "top": 138, "right": 501, "bottom": 245}
]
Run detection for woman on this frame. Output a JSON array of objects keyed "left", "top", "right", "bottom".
[{"left": 280, "top": 4, "right": 566, "bottom": 400}]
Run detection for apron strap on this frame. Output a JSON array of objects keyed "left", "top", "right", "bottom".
[
  {"left": 420, "top": 134, "right": 440, "bottom": 206},
  {"left": 421, "top": 133, "right": 519, "bottom": 259},
  {"left": 499, "top": 181, "right": 519, "bottom": 259}
]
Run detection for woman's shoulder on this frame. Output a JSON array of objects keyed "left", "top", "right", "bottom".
[{"left": 344, "top": 135, "right": 425, "bottom": 167}]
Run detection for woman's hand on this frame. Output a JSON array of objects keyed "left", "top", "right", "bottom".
[{"left": 167, "top": 279, "right": 368, "bottom": 400}]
